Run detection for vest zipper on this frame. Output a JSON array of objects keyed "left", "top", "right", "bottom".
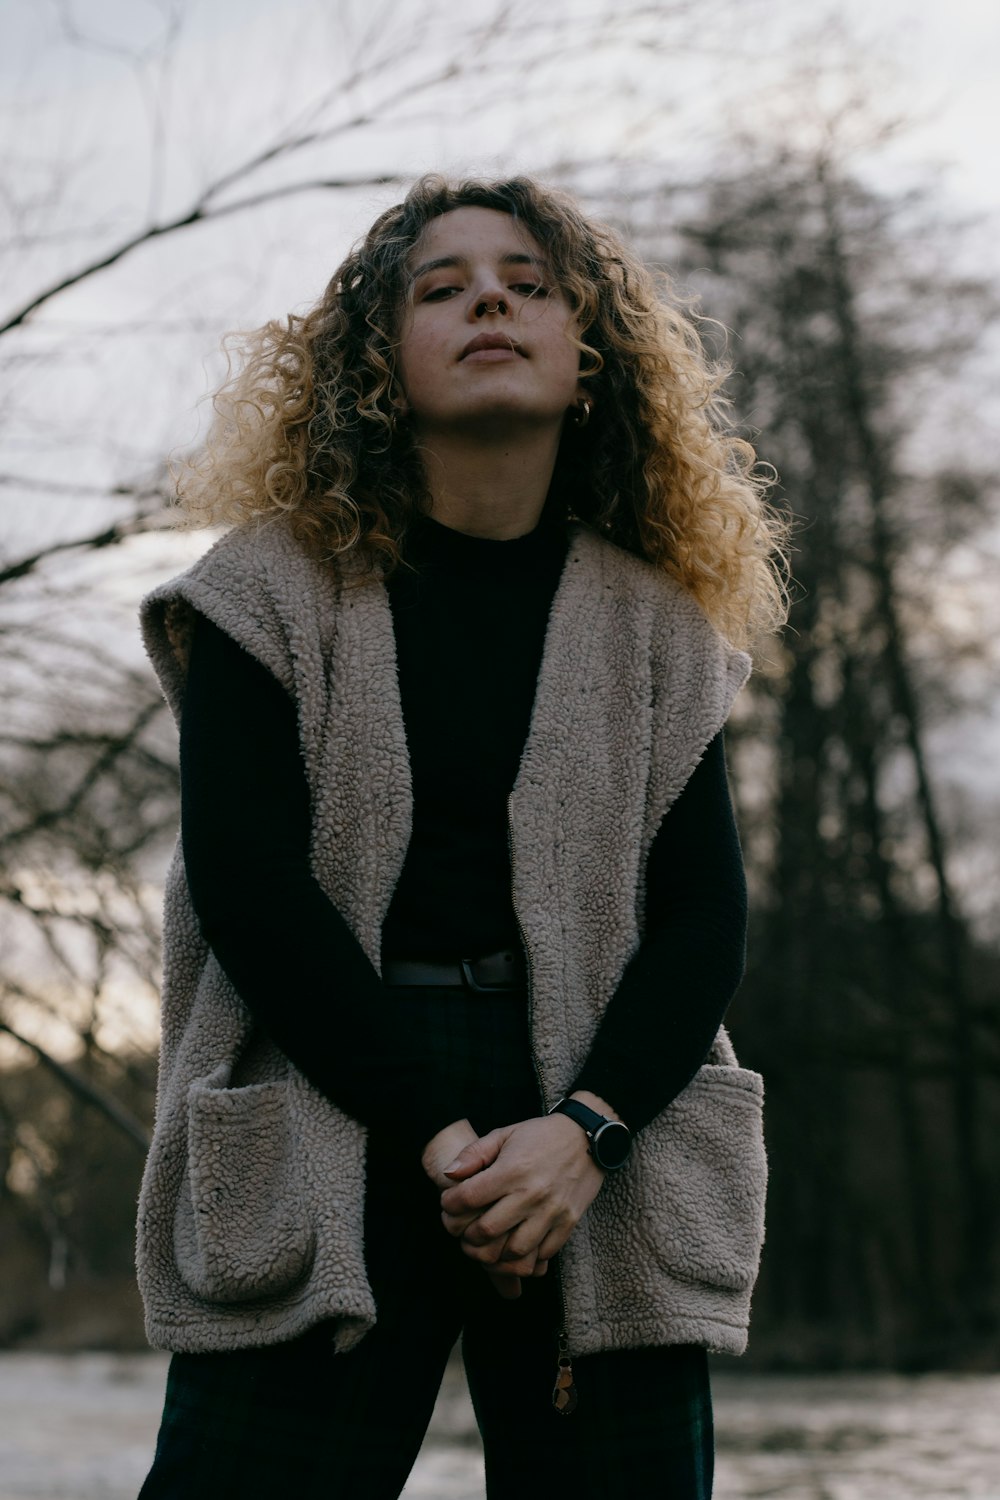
[
  {"left": 552, "top": 1313, "right": 578, "bottom": 1414},
  {"left": 506, "top": 793, "right": 576, "bottom": 1414}
]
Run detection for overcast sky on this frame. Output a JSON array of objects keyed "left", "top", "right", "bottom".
[
  {"left": 3, "top": 0, "right": 997, "bottom": 214},
  {"left": 772, "top": 0, "right": 997, "bottom": 217}
]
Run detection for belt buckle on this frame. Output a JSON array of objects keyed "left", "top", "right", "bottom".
[{"left": 461, "top": 955, "right": 515, "bottom": 992}]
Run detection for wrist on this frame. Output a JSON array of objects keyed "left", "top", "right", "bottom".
[
  {"left": 568, "top": 1088, "right": 621, "bottom": 1123},
  {"left": 547, "top": 1095, "right": 632, "bottom": 1172}
]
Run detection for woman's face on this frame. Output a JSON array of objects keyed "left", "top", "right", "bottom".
[{"left": 396, "top": 206, "right": 584, "bottom": 440}]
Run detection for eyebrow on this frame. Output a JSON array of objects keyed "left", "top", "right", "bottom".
[{"left": 409, "top": 251, "right": 547, "bottom": 284}]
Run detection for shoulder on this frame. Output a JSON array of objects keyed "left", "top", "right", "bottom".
[
  {"left": 567, "top": 525, "right": 751, "bottom": 703},
  {"left": 567, "top": 525, "right": 724, "bottom": 635},
  {"left": 140, "top": 520, "right": 345, "bottom": 716},
  {"left": 178, "top": 516, "right": 332, "bottom": 600}
]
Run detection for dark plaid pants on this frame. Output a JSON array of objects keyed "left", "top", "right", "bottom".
[{"left": 138, "top": 988, "right": 714, "bottom": 1499}]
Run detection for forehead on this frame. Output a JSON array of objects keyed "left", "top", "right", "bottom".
[{"left": 408, "top": 206, "right": 544, "bottom": 269}]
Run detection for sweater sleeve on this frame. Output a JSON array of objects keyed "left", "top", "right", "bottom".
[
  {"left": 568, "top": 731, "right": 748, "bottom": 1134},
  {"left": 179, "top": 614, "right": 474, "bottom": 1152}
]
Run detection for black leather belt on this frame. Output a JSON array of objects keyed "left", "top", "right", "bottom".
[{"left": 382, "top": 949, "right": 526, "bottom": 992}]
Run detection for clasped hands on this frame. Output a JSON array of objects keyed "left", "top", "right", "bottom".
[{"left": 420, "top": 1091, "right": 614, "bottom": 1300}]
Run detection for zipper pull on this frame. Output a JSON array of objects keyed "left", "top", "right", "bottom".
[{"left": 552, "top": 1328, "right": 578, "bottom": 1414}]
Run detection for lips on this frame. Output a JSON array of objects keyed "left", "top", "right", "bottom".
[{"left": 460, "top": 332, "right": 524, "bottom": 360}]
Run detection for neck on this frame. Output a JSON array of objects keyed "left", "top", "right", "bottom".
[{"left": 414, "top": 425, "right": 561, "bottom": 539}]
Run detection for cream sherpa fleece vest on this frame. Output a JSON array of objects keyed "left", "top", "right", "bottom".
[{"left": 136, "top": 517, "right": 766, "bottom": 1358}]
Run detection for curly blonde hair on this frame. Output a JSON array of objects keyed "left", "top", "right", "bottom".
[{"left": 176, "top": 174, "right": 788, "bottom": 650}]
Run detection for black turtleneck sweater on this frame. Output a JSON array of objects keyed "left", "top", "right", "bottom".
[
  {"left": 179, "top": 514, "right": 748, "bottom": 1154},
  {"left": 382, "top": 508, "right": 569, "bottom": 956}
]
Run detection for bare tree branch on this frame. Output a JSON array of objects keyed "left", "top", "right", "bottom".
[
  {"left": 0, "top": 0, "right": 725, "bottom": 337},
  {"left": 0, "top": 1019, "right": 150, "bottom": 1152},
  {"left": 1, "top": 699, "right": 163, "bottom": 849},
  {"left": 0, "top": 507, "right": 170, "bottom": 587},
  {"left": 0, "top": 170, "right": 409, "bottom": 336},
  {"left": 0, "top": 473, "right": 166, "bottom": 496}
]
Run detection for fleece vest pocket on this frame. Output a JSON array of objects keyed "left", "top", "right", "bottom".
[
  {"left": 173, "top": 1064, "right": 315, "bottom": 1304},
  {"left": 638, "top": 1064, "right": 767, "bottom": 1293}
]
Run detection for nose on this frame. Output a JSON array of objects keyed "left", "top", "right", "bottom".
[{"left": 474, "top": 296, "right": 509, "bottom": 318}]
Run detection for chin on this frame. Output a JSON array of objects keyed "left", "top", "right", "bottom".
[{"left": 448, "top": 399, "right": 567, "bottom": 432}]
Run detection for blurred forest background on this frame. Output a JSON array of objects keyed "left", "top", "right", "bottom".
[{"left": 1, "top": 0, "right": 998, "bottom": 1367}]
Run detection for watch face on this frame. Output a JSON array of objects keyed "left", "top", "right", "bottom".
[{"left": 593, "top": 1121, "right": 631, "bottom": 1170}]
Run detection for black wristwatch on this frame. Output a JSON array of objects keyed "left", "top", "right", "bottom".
[{"left": 547, "top": 1097, "right": 632, "bottom": 1171}]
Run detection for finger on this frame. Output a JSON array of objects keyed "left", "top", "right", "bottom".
[
  {"left": 495, "top": 1247, "right": 540, "bottom": 1278},
  {"left": 486, "top": 1269, "right": 522, "bottom": 1300},
  {"left": 497, "top": 1218, "right": 560, "bottom": 1266},
  {"left": 460, "top": 1204, "right": 527, "bottom": 1248},
  {"left": 440, "top": 1171, "right": 514, "bottom": 1216},
  {"left": 468, "top": 1205, "right": 557, "bottom": 1262},
  {"left": 536, "top": 1225, "right": 571, "bottom": 1262},
  {"left": 460, "top": 1235, "right": 513, "bottom": 1266},
  {"left": 441, "top": 1128, "right": 510, "bottom": 1180},
  {"left": 460, "top": 1224, "right": 538, "bottom": 1267},
  {"left": 482, "top": 1243, "right": 534, "bottom": 1278},
  {"left": 441, "top": 1206, "right": 490, "bottom": 1237}
]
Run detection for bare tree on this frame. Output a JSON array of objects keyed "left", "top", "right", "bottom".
[{"left": 647, "top": 130, "right": 1000, "bottom": 1363}]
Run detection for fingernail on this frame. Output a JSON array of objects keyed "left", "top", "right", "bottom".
[{"left": 443, "top": 1159, "right": 462, "bottom": 1174}]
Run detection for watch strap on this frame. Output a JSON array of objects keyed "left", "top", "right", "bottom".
[
  {"left": 547, "top": 1097, "right": 632, "bottom": 1170},
  {"left": 548, "top": 1097, "right": 605, "bottom": 1135}
]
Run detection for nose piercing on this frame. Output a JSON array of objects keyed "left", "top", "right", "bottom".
[{"left": 476, "top": 299, "right": 507, "bottom": 316}]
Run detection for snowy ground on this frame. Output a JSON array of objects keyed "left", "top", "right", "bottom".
[{"left": 1, "top": 1352, "right": 998, "bottom": 1499}]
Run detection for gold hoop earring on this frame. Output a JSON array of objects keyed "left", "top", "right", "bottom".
[{"left": 572, "top": 399, "right": 592, "bottom": 429}]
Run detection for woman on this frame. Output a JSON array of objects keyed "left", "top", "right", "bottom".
[{"left": 136, "top": 175, "right": 787, "bottom": 1498}]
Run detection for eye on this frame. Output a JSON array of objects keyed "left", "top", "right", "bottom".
[
  {"left": 421, "top": 285, "right": 462, "bottom": 302},
  {"left": 512, "top": 282, "right": 549, "bottom": 298}
]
